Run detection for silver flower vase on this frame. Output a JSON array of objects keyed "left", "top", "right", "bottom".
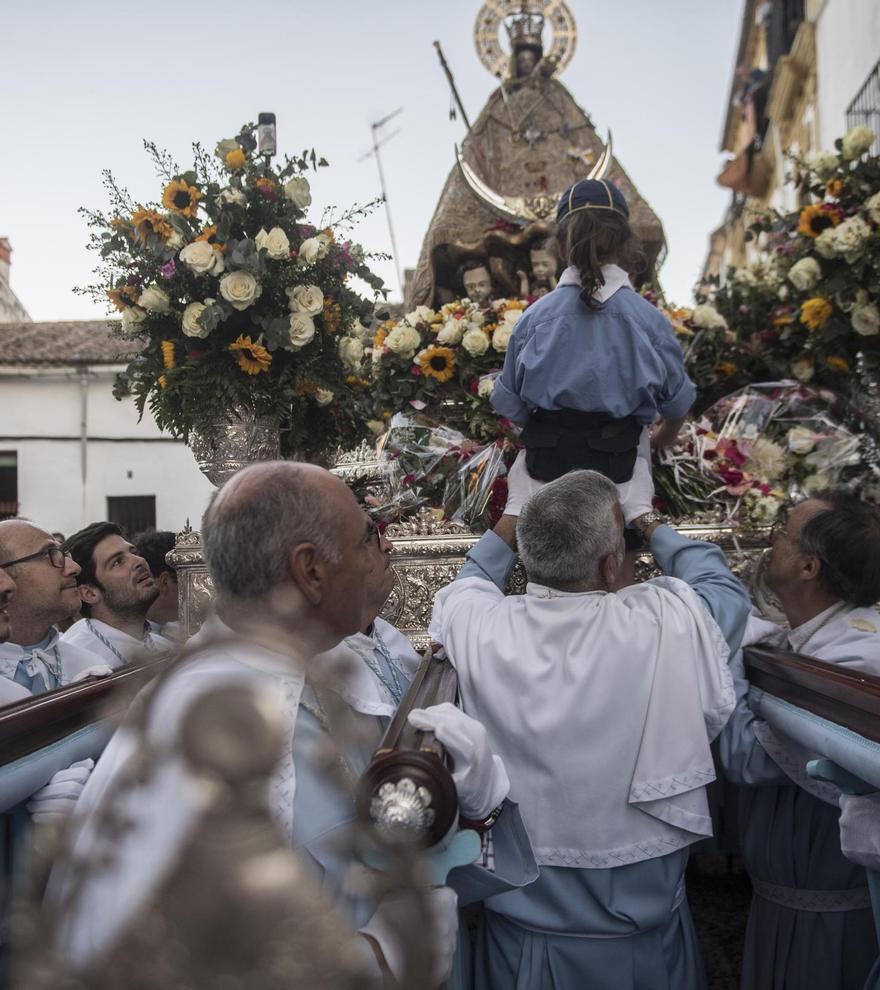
[{"left": 189, "top": 407, "right": 281, "bottom": 487}]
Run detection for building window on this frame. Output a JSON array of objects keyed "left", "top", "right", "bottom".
[
  {"left": 0, "top": 452, "right": 17, "bottom": 520},
  {"left": 107, "top": 496, "right": 156, "bottom": 537},
  {"left": 847, "top": 60, "right": 880, "bottom": 155}
]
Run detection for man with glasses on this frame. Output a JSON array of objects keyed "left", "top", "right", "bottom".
[
  {"left": 0, "top": 520, "right": 107, "bottom": 697},
  {"left": 61, "top": 523, "right": 174, "bottom": 669},
  {"left": 718, "top": 492, "right": 880, "bottom": 990}
]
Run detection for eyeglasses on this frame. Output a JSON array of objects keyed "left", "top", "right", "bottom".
[
  {"left": 0, "top": 545, "right": 72, "bottom": 570},
  {"left": 364, "top": 519, "right": 382, "bottom": 548}
]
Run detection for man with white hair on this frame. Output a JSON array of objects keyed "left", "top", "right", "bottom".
[
  {"left": 430, "top": 462, "right": 750, "bottom": 989},
  {"left": 46, "top": 462, "right": 473, "bottom": 986}
]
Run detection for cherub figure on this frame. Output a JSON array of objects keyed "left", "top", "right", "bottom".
[{"left": 517, "top": 238, "right": 560, "bottom": 300}]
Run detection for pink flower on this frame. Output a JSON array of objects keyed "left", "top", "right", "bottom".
[
  {"left": 160, "top": 259, "right": 176, "bottom": 278},
  {"left": 410, "top": 365, "right": 422, "bottom": 376}
]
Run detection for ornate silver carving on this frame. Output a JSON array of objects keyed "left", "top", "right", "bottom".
[
  {"left": 370, "top": 778, "right": 436, "bottom": 836},
  {"left": 188, "top": 408, "right": 281, "bottom": 487}
]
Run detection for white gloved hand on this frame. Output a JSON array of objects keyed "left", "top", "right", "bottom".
[
  {"left": 26, "top": 758, "right": 94, "bottom": 824},
  {"left": 408, "top": 703, "right": 509, "bottom": 820},
  {"left": 617, "top": 430, "right": 655, "bottom": 525},
  {"left": 504, "top": 449, "right": 546, "bottom": 517},
  {"left": 838, "top": 792, "right": 880, "bottom": 870},
  {"left": 359, "top": 886, "right": 458, "bottom": 987}
]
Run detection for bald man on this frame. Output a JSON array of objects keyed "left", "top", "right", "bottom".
[
  {"left": 0, "top": 521, "right": 108, "bottom": 697},
  {"left": 47, "top": 463, "right": 461, "bottom": 986},
  {"left": 0, "top": 563, "right": 28, "bottom": 706}
]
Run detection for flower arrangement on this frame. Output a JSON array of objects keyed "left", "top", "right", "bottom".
[
  {"left": 654, "top": 382, "right": 879, "bottom": 524},
  {"left": 693, "top": 127, "right": 880, "bottom": 409},
  {"left": 366, "top": 296, "right": 528, "bottom": 442},
  {"left": 82, "top": 123, "right": 386, "bottom": 461}
]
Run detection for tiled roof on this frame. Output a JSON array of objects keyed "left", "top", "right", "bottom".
[{"left": 0, "top": 320, "right": 141, "bottom": 366}]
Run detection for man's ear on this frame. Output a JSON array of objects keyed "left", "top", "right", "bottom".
[
  {"left": 288, "top": 543, "right": 324, "bottom": 606},
  {"left": 157, "top": 571, "right": 174, "bottom": 594},
  {"left": 801, "top": 553, "right": 822, "bottom": 583},
  {"left": 79, "top": 583, "right": 101, "bottom": 608},
  {"left": 599, "top": 552, "right": 619, "bottom": 591}
]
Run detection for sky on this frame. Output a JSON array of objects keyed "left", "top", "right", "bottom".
[{"left": 2, "top": 0, "right": 743, "bottom": 321}]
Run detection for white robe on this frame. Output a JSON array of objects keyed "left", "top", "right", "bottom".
[
  {"left": 62, "top": 617, "right": 174, "bottom": 670},
  {"left": 0, "top": 626, "right": 109, "bottom": 694}
]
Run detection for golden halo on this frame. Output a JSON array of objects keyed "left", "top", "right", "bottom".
[{"left": 473, "top": 0, "right": 577, "bottom": 79}]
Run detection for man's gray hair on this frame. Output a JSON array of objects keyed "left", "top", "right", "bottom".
[
  {"left": 202, "top": 464, "right": 341, "bottom": 600},
  {"left": 516, "top": 470, "right": 622, "bottom": 588}
]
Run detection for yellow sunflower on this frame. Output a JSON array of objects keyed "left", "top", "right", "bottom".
[
  {"left": 825, "top": 178, "right": 843, "bottom": 199},
  {"left": 826, "top": 354, "right": 850, "bottom": 372},
  {"left": 225, "top": 148, "right": 246, "bottom": 170},
  {"left": 797, "top": 203, "right": 841, "bottom": 238},
  {"left": 713, "top": 361, "right": 737, "bottom": 378},
  {"left": 161, "top": 179, "right": 202, "bottom": 218},
  {"left": 158, "top": 375, "right": 168, "bottom": 389},
  {"left": 131, "top": 207, "right": 173, "bottom": 244},
  {"left": 106, "top": 284, "right": 139, "bottom": 311},
  {"left": 800, "top": 297, "right": 833, "bottom": 331},
  {"left": 229, "top": 335, "right": 272, "bottom": 375},
  {"left": 195, "top": 224, "right": 225, "bottom": 252},
  {"left": 160, "top": 340, "right": 176, "bottom": 370},
  {"left": 418, "top": 346, "right": 457, "bottom": 383},
  {"left": 373, "top": 327, "right": 388, "bottom": 349},
  {"left": 322, "top": 299, "right": 342, "bottom": 334}
]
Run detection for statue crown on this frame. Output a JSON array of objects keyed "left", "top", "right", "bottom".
[{"left": 504, "top": 11, "right": 545, "bottom": 51}]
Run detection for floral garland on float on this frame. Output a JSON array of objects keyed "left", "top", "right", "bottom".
[
  {"left": 81, "top": 123, "right": 386, "bottom": 467},
  {"left": 653, "top": 382, "right": 880, "bottom": 526},
  {"left": 362, "top": 296, "right": 532, "bottom": 526},
  {"left": 688, "top": 126, "right": 880, "bottom": 413}
]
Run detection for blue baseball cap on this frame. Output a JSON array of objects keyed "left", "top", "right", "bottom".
[{"left": 556, "top": 179, "right": 629, "bottom": 223}]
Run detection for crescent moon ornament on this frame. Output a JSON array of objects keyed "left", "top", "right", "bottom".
[
  {"left": 455, "top": 130, "right": 613, "bottom": 224},
  {"left": 473, "top": 0, "right": 577, "bottom": 79}
]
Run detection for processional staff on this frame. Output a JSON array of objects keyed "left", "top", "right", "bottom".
[{"left": 433, "top": 40, "right": 491, "bottom": 180}]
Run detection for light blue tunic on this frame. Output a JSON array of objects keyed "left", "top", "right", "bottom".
[
  {"left": 718, "top": 664, "right": 879, "bottom": 989},
  {"left": 490, "top": 284, "right": 695, "bottom": 425},
  {"left": 291, "top": 627, "right": 538, "bottom": 987},
  {"left": 458, "top": 525, "right": 749, "bottom": 989}
]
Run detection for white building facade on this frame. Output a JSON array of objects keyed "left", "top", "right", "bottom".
[{"left": 0, "top": 320, "right": 214, "bottom": 539}]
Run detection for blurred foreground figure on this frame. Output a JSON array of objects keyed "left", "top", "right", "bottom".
[
  {"left": 719, "top": 493, "right": 880, "bottom": 990},
  {"left": 34, "top": 463, "right": 458, "bottom": 987},
  {"left": 431, "top": 463, "right": 751, "bottom": 990},
  {"left": 133, "top": 529, "right": 181, "bottom": 640}
]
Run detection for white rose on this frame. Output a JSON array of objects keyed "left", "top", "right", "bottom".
[
  {"left": 255, "top": 227, "right": 290, "bottom": 261},
  {"left": 866, "top": 191, "right": 880, "bottom": 226},
  {"left": 814, "top": 227, "right": 839, "bottom": 260},
  {"left": 834, "top": 216, "right": 871, "bottom": 262},
  {"left": 477, "top": 376, "right": 495, "bottom": 399},
  {"left": 405, "top": 305, "right": 436, "bottom": 326},
  {"left": 338, "top": 335, "right": 364, "bottom": 372},
  {"left": 219, "top": 271, "right": 262, "bottom": 311},
  {"left": 165, "top": 229, "right": 184, "bottom": 250},
  {"left": 288, "top": 312, "right": 316, "bottom": 349},
  {"left": 297, "top": 236, "right": 327, "bottom": 266},
  {"left": 491, "top": 324, "right": 512, "bottom": 352},
  {"left": 385, "top": 323, "right": 422, "bottom": 358},
  {"left": 120, "top": 305, "right": 147, "bottom": 336},
  {"left": 461, "top": 328, "right": 490, "bottom": 356},
  {"left": 283, "top": 176, "right": 312, "bottom": 209},
  {"left": 786, "top": 426, "right": 816, "bottom": 455},
  {"left": 777, "top": 284, "right": 790, "bottom": 301},
  {"left": 692, "top": 303, "right": 727, "bottom": 330},
  {"left": 852, "top": 302, "right": 880, "bottom": 336},
  {"left": 138, "top": 285, "right": 171, "bottom": 313},
  {"left": 750, "top": 495, "right": 782, "bottom": 525},
  {"left": 842, "top": 125, "right": 876, "bottom": 160},
  {"left": 181, "top": 301, "right": 210, "bottom": 338},
  {"left": 286, "top": 284, "right": 324, "bottom": 316},
  {"left": 788, "top": 256, "right": 822, "bottom": 292},
  {"left": 314, "top": 388, "right": 334, "bottom": 406},
  {"left": 217, "top": 186, "right": 247, "bottom": 208},
  {"left": 733, "top": 267, "right": 757, "bottom": 287},
  {"left": 436, "top": 319, "right": 464, "bottom": 345},
  {"left": 503, "top": 308, "right": 523, "bottom": 327},
  {"left": 806, "top": 150, "right": 840, "bottom": 179},
  {"left": 180, "top": 240, "right": 224, "bottom": 275},
  {"left": 366, "top": 419, "right": 386, "bottom": 436},
  {"left": 791, "top": 357, "right": 815, "bottom": 382}
]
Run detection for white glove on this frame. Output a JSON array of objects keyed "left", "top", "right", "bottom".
[
  {"left": 504, "top": 449, "right": 546, "bottom": 516},
  {"left": 359, "top": 886, "right": 458, "bottom": 987},
  {"left": 26, "top": 758, "right": 94, "bottom": 824},
  {"left": 617, "top": 430, "right": 655, "bottom": 525},
  {"left": 838, "top": 792, "right": 880, "bottom": 870},
  {"left": 408, "top": 703, "right": 510, "bottom": 819}
]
